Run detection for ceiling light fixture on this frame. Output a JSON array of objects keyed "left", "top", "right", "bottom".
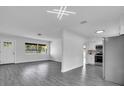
[
  {"left": 96, "top": 30, "right": 104, "bottom": 34},
  {"left": 47, "top": 6, "right": 76, "bottom": 20}
]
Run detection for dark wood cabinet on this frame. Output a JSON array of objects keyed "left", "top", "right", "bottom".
[{"left": 95, "top": 45, "right": 103, "bottom": 65}]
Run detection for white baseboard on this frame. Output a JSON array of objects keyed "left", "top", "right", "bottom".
[
  {"left": 16, "top": 59, "right": 50, "bottom": 64},
  {"left": 61, "top": 64, "right": 83, "bottom": 72}
]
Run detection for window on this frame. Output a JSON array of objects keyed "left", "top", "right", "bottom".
[
  {"left": 37, "top": 44, "right": 48, "bottom": 54},
  {"left": 25, "top": 43, "right": 48, "bottom": 54},
  {"left": 4, "top": 42, "right": 12, "bottom": 47}
]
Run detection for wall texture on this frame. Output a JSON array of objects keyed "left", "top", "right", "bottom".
[
  {"left": 50, "top": 39, "right": 62, "bottom": 62},
  {"left": 0, "top": 34, "right": 50, "bottom": 64},
  {"left": 62, "top": 30, "right": 86, "bottom": 72},
  {"left": 104, "top": 35, "right": 124, "bottom": 85}
]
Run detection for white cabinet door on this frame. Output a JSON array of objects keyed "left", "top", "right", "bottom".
[{"left": 1, "top": 41, "right": 15, "bottom": 64}]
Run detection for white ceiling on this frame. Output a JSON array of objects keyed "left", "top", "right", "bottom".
[{"left": 0, "top": 6, "right": 123, "bottom": 41}]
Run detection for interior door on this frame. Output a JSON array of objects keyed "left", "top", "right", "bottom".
[{"left": 1, "top": 41, "right": 15, "bottom": 64}]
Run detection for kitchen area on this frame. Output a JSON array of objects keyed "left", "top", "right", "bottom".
[
  {"left": 95, "top": 45, "right": 103, "bottom": 66},
  {"left": 86, "top": 38, "right": 103, "bottom": 66}
]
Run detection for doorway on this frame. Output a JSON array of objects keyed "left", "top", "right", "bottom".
[
  {"left": 85, "top": 39, "right": 105, "bottom": 79},
  {"left": 0, "top": 40, "right": 15, "bottom": 64}
]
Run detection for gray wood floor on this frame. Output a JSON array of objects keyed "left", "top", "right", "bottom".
[{"left": 0, "top": 61, "right": 119, "bottom": 86}]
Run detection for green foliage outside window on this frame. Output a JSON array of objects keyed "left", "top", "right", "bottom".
[{"left": 25, "top": 43, "right": 48, "bottom": 54}]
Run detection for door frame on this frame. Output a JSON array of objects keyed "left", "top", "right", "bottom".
[{"left": 102, "top": 38, "right": 105, "bottom": 79}]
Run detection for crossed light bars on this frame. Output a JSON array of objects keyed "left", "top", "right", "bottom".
[{"left": 47, "top": 6, "right": 76, "bottom": 20}]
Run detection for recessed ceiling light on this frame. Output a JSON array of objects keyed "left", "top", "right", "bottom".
[{"left": 96, "top": 30, "right": 104, "bottom": 34}]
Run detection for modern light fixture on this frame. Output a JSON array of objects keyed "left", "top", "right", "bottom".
[
  {"left": 47, "top": 6, "right": 76, "bottom": 20},
  {"left": 96, "top": 30, "right": 104, "bottom": 34}
]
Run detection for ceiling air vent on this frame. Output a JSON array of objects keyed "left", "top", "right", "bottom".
[
  {"left": 37, "top": 33, "right": 42, "bottom": 36},
  {"left": 80, "top": 20, "right": 87, "bottom": 24}
]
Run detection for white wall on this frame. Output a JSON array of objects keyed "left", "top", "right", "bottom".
[
  {"left": 50, "top": 39, "right": 62, "bottom": 62},
  {"left": 86, "top": 38, "right": 103, "bottom": 64},
  {"left": 62, "top": 30, "right": 86, "bottom": 72},
  {"left": 120, "top": 13, "right": 124, "bottom": 34},
  {"left": 104, "top": 35, "right": 124, "bottom": 85},
  {"left": 0, "top": 34, "right": 50, "bottom": 63}
]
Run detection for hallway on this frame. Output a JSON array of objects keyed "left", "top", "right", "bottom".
[{"left": 0, "top": 61, "right": 119, "bottom": 86}]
